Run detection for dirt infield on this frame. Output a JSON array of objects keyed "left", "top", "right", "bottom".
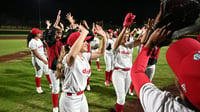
[
  {"left": 123, "top": 84, "right": 178, "bottom": 112},
  {"left": 0, "top": 50, "right": 30, "bottom": 62}
]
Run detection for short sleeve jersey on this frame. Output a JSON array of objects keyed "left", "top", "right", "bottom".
[
  {"left": 106, "top": 38, "right": 115, "bottom": 54},
  {"left": 28, "top": 39, "right": 45, "bottom": 58},
  {"left": 113, "top": 42, "right": 133, "bottom": 69},
  {"left": 62, "top": 52, "right": 91, "bottom": 93},
  {"left": 90, "top": 37, "right": 99, "bottom": 49}
]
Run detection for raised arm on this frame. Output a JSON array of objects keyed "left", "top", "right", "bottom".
[
  {"left": 114, "top": 27, "right": 128, "bottom": 50},
  {"left": 139, "top": 18, "right": 155, "bottom": 44},
  {"left": 53, "top": 10, "right": 61, "bottom": 29},
  {"left": 66, "top": 12, "right": 76, "bottom": 29},
  {"left": 90, "top": 24, "right": 107, "bottom": 59},
  {"left": 82, "top": 20, "right": 90, "bottom": 29},
  {"left": 66, "top": 26, "right": 89, "bottom": 66},
  {"left": 114, "top": 13, "right": 135, "bottom": 50},
  {"left": 131, "top": 26, "right": 171, "bottom": 98}
]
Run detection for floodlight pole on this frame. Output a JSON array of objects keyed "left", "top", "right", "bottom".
[{"left": 38, "top": 0, "right": 41, "bottom": 29}]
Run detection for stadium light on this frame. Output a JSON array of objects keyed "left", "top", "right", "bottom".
[{"left": 38, "top": 0, "right": 41, "bottom": 29}]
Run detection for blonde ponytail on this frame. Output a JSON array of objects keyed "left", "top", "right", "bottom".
[{"left": 56, "top": 45, "right": 67, "bottom": 80}]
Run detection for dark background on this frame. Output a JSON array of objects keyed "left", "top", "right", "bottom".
[{"left": 0, "top": 0, "right": 161, "bottom": 29}]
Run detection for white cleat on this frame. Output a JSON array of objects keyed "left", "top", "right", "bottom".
[
  {"left": 36, "top": 87, "right": 44, "bottom": 94},
  {"left": 49, "top": 84, "right": 52, "bottom": 88},
  {"left": 128, "top": 89, "right": 134, "bottom": 96},
  {"left": 53, "top": 107, "right": 58, "bottom": 112},
  {"left": 87, "top": 85, "right": 91, "bottom": 91},
  {"left": 104, "top": 81, "right": 110, "bottom": 86}
]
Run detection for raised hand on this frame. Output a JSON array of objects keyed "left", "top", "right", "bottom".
[
  {"left": 60, "top": 22, "right": 64, "bottom": 31},
  {"left": 145, "top": 25, "right": 171, "bottom": 48},
  {"left": 66, "top": 12, "right": 75, "bottom": 24},
  {"left": 145, "top": 18, "right": 155, "bottom": 30},
  {"left": 123, "top": 13, "right": 136, "bottom": 27},
  {"left": 46, "top": 20, "right": 52, "bottom": 29},
  {"left": 54, "top": 10, "right": 61, "bottom": 28},
  {"left": 94, "top": 25, "right": 106, "bottom": 37}
]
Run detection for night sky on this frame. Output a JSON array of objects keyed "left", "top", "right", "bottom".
[{"left": 1, "top": 0, "right": 161, "bottom": 28}]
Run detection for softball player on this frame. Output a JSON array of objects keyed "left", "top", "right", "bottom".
[
  {"left": 131, "top": 27, "right": 200, "bottom": 112},
  {"left": 129, "top": 18, "right": 156, "bottom": 96},
  {"left": 57, "top": 24, "right": 107, "bottom": 112},
  {"left": 104, "top": 29, "right": 115, "bottom": 86},
  {"left": 131, "top": 0, "right": 200, "bottom": 110},
  {"left": 28, "top": 28, "right": 52, "bottom": 94},
  {"left": 44, "top": 10, "right": 64, "bottom": 112},
  {"left": 112, "top": 12, "right": 140, "bottom": 112},
  {"left": 90, "top": 33, "right": 102, "bottom": 71}
]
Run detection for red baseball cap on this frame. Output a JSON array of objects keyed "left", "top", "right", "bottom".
[
  {"left": 31, "top": 28, "right": 43, "bottom": 35},
  {"left": 108, "top": 29, "right": 114, "bottom": 34},
  {"left": 166, "top": 38, "right": 200, "bottom": 110},
  {"left": 67, "top": 32, "right": 92, "bottom": 46}
]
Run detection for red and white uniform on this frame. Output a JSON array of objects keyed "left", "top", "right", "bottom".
[
  {"left": 59, "top": 52, "right": 91, "bottom": 112},
  {"left": 90, "top": 37, "right": 100, "bottom": 61},
  {"left": 29, "top": 38, "right": 49, "bottom": 77},
  {"left": 104, "top": 38, "right": 115, "bottom": 71},
  {"left": 112, "top": 40, "right": 134, "bottom": 105},
  {"left": 131, "top": 47, "right": 195, "bottom": 112}
]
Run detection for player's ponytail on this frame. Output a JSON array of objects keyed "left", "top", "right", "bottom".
[
  {"left": 27, "top": 32, "right": 35, "bottom": 47},
  {"left": 56, "top": 45, "right": 70, "bottom": 80}
]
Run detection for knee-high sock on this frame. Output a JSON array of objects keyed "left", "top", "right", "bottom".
[
  {"left": 96, "top": 61, "right": 101, "bottom": 69},
  {"left": 130, "top": 84, "right": 134, "bottom": 93},
  {"left": 116, "top": 103, "right": 124, "bottom": 112},
  {"left": 35, "top": 77, "right": 41, "bottom": 87},
  {"left": 52, "top": 94, "right": 59, "bottom": 107},
  {"left": 109, "top": 70, "right": 113, "bottom": 82},
  {"left": 87, "top": 77, "right": 90, "bottom": 85},
  {"left": 45, "top": 74, "right": 52, "bottom": 84},
  {"left": 105, "top": 71, "right": 110, "bottom": 81}
]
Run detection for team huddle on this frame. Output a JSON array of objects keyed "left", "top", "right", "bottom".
[{"left": 27, "top": 0, "right": 200, "bottom": 112}]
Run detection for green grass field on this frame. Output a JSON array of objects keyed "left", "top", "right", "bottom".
[
  {"left": 0, "top": 39, "right": 174, "bottom": 112},
  {"left": 0, "top": 40, "right": 29, "bottom": 56}
]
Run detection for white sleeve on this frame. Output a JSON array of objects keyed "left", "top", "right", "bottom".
[
  {"left": 82, "top": 52, "right": 91, "bottom": 61},
  {"left": 139, "top": 83, "right": 175, "bottom": 112},
  {"left": 29, "top": 40, "right": 37, "bottom": 50}
]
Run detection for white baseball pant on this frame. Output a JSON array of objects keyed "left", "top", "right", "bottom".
[
  {"left": 59, "top": 93, "right": 88, "bottom": 112},
  {"left": 32, "top": 57, "right": 49, "bottom": 78},
  {"left": 112, "top": 69, "right": 131, "bottom": 105},
  {"left": 145, "top": 64, "right": 156, "bottom": 81},
  {"left": 49, "top": 69, "right": 60, "bottom": 94}
]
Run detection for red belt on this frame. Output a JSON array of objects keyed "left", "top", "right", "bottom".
[
  {"left": 115, "top": 67, "right": 130, "bottom": 71},
  {"left": 65, "top": 91, "right": 84, "bottom": 96}
]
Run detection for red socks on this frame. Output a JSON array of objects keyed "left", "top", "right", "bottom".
[
  {"left": 52, "top": 94, "right": 59, "bottom": 107},
  {"left": 130, "top": 84, "right": 134, "bottom": 93},
  {"left": 109, "top": 70, "right": 113, "bottom": 82},
  {"left": 105, "top": 71, "right": 110, "bottom": 82},
  {"left": 35, "top": 77, "right": 41, "bottom": 87},
  {"left": 96, "top": 61, "right": 101, "bottom": 69},
  {"left": 45, "top": 74, "right": 52, "bottom": 84},
  {"left": 116, "top": 103, "right": 124, "bottom": 112},
  {"left": 87, "top": 77, "right": 90, "bottom": 85}
]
